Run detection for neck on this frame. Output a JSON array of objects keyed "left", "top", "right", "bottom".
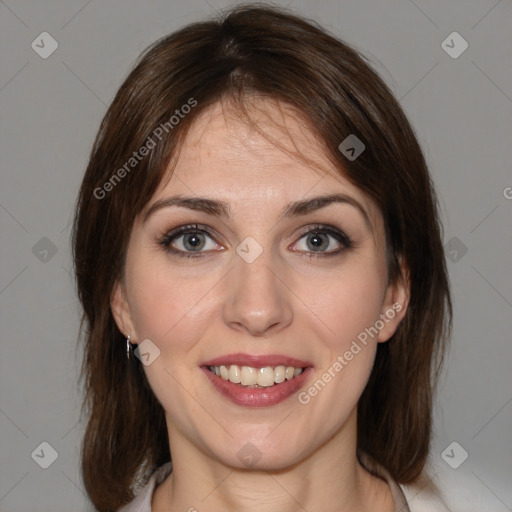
[{"left": 152, "top": 410, "right": 395, "bottom": 512}]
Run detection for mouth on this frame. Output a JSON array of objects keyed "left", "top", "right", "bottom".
[{"left": 201, "top": 353, "right": 314, "bottom": 407}]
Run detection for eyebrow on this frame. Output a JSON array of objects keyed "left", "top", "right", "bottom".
[{"left": 143, "top": 193, "right": 372, "bottom": 231}]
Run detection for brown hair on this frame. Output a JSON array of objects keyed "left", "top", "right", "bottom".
[{"left": 72, "top": 4, "right": 452, "bottom": 511}]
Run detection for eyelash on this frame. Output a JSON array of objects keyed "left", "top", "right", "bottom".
[{"left": 157, "top": 223, "right": 354, "bottom": 259}]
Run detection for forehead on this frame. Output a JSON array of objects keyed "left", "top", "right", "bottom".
[{"left": 153, "top": 99, "right": 380, "bottom": 226}]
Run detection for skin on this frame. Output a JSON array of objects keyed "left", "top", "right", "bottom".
[{"left": 112, "top": 98, "right": 409, "bottom": 512}]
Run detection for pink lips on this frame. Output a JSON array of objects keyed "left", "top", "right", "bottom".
[{"left": 201, "top": 353, "right": 314, "bottom": 408}]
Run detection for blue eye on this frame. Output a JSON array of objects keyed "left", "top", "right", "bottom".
[
  {"left": 158, "top": 224, "right": 219, "bottom": 259},
  {"left": 293, "top": 225, "right": 353, "bottom": 256},
  {"left": 158, "top": 223, "right": 353, "bottom": 259}
]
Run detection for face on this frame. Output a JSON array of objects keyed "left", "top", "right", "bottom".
[{"left": 112, "top": 99, "right": 408, "bottom": 470}]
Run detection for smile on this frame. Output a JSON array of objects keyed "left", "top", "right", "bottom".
[{"left": 201, "top": 353, "right": 314, "bottom": 407}]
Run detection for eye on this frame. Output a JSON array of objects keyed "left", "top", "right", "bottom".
[
  {"left": 158, "top": 224, "right": 221, "bottom": 258},
  {"left": 291, "top": 225, "right": 353, "bottom": 257}
]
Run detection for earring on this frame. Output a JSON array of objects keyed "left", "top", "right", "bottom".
[{"left": 126, "top": 335, "right": 131, "bottom": 360}]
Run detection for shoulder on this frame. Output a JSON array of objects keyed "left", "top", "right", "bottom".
[
  {"left": 118, "top": 462, "right": 173, "bottom": 512},
  {"left": 358, "top": 451, "right": 453, "bottom": 512},
  {"left": 400, "top": 479, "right": 452, "bottom": 512}
]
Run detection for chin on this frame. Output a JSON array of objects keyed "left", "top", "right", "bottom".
[{"left": 206, "top": 430, "right": 314, "bottom": 471}]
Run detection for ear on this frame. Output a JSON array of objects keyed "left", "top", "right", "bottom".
[
  {"left": 377, "top": 258, "right": 410, "bottom": 343},
  {"left": 111, "top": 280, "right": 137, "bottom": 341}
]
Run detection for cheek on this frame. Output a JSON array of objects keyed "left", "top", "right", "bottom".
[
  {"left": 296, "top": 307, "right": 382, "bottom": 443},
  {"left": 311, "top": 260, "right": 387, "bottom": 349},
  {"left": 301, "top": 259, "right": 386, "bottom": 404},
  {"left": 126, "top": 253, "right": 218, "bottom": 346}
]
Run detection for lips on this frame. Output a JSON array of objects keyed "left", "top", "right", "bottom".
[{"left": 201, "top": 353, "right": 314, "bottom": 407}]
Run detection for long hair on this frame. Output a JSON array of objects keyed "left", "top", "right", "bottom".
[{"left": 72, "top": 4, "right": 452, "bottom": 511}]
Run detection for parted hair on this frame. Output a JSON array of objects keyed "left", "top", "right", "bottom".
[{"left": 72, "top": 4, "right": 452, "bottom": 511}]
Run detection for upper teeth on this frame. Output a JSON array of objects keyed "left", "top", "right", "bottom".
[{"left": 210, "top": 365, "right": 304, "bottom": 387}]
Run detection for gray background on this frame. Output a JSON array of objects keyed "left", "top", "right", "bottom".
[{"left": 0, "top": 0, "right": 511, "bottom": 511}]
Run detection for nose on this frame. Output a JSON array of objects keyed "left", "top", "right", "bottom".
[{"left": 223, "top": 248, "right": 293, "bottom": 337}]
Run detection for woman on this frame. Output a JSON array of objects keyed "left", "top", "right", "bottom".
[{"left": 72, "top": 5, "right": 452, "bottom": 511}]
